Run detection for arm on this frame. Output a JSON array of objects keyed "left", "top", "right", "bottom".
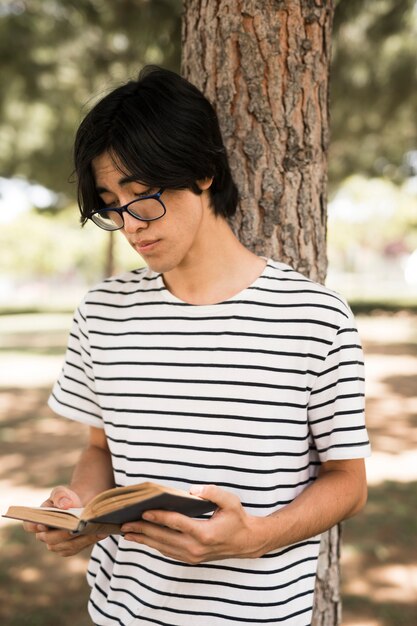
[
  {"left": 253, "top": 458, "right": 367, "bottom": 555},
  {"left": 68, "top": 425, "right": 115, "bottom": 505},
  {"left": 23, "top": 426, "right": 114, "bottom": 557},
  {"left": 120, "top": 458, "right": 367, "bottom": 564}
]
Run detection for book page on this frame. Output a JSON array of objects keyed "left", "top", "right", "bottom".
[{"left": 39, "top": 506, "right": 84, "bottom": 517}]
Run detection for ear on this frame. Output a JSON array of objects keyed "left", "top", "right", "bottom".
[{"left": 196, "top": 177, "right": 214, "bottom": 191}]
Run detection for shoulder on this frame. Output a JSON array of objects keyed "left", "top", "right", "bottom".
[
  {"left": 264, "top": 259, "right": 354, "bottom": 324},
  {"left": 89, "top": 266, "right": 158, "bottom": 294},
  {"left": 78, "top": 266, "right": 163, "bottom": 310}
]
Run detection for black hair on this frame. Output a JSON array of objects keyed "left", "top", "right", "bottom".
[{"left": 74, "top": 65, "right": 238, "bottom": 222}]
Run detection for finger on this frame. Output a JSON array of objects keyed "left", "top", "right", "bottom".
[
  {"left": 123, "top": 527, "right": 209, "bottom": 564},
  {"left": 122, "top": 525, "right": 183, "bottom": 555},
  {"left": 124, "top": 531, "right": 178, "bottom": 557},
  {"left": 190, "top": 484, "right": 236, "bottom": 508},
  {"left": 44, "top": 533, "right": 98, "bottom": 557},
  {"left": 141, "top": 510, "right": 199, "bottom": 535},
  {"left": 50, "top": 486, "right": 83, "bottom": 509},
  {"left": 121, "top": 516, "right": 185, "bottom": 535},
  {"left": 122, "top": 519, "right": 180, "bottom": 544},
  {"left": 23, "top": 521, "right": 46, "bottom": 533},
  {"left": 40, "top": 498, "right": 54, "bottom": 508},
  {"left": 36, "top": 529, "right": 73, "bottom": 545}
]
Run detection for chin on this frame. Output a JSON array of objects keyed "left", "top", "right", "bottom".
[{"left": 143, "top": 256, "right": 179, "bottom": 275}]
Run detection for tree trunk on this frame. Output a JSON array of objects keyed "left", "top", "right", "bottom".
[{"left": 182, "top": 1, "right": 338, "bottom": 623}]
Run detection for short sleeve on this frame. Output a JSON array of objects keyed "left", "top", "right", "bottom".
[
  {"left": 307, "top": 306, "right": 371, "bottom": 462},
  {"left": 48, "top": 304, "right": 103, "bottom": 428}
]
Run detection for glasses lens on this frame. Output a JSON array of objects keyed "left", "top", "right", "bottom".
[
  {"left": 129, "top": 197, "right": 165, "bottom": 221},
  {"left": 91, "top": 210, "right": 123, "bottom": 231}
]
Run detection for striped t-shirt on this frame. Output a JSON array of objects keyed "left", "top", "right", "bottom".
[{"left": 48, "top": 259, "right": 370, "bottom": 626}]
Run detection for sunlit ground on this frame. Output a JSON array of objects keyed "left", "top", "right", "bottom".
[
  {"left": 0, "top": 311, "right": 416, "bottom": 625},
  {"left": 341, "top": 314, "right": 417, "bottom": 626}
]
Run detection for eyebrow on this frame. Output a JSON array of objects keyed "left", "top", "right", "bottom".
[{"left": 96, "top": 176, "right": 151, "bottom": 195}]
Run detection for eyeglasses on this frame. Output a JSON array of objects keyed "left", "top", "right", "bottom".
[{"left": 88, "top": 188, "right": 166, "bottom": 231}]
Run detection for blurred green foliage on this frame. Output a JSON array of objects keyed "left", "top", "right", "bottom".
[
  {"left": 0, "top": 205, "right": 143, "bottom": 282},
  {"left": 328, "top": 176, "right": 417, "bottom": 255},
  {"left": 0, "top": 0, "right": 181, "bottom": 195},
  {"left": 326, "top": 176, "right": 417, "bottom": 304},
  {"left": 0, "top": 0, "right": 416, "bottom": 195},
  {"left": 331, "top": 0, "right": 417, "bottom": 187}
]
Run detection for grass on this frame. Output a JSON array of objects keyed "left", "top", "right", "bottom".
[{"left": 350, "top": 300, "right": 417, "bottom": 315}]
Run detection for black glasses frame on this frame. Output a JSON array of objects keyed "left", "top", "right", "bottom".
[{"left": 89, "top": 188, "right": 166, "bottom": 231}]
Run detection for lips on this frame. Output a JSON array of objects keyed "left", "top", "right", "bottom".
[{"left": 134, "top": 239, "right": 160, "bottom": 253}]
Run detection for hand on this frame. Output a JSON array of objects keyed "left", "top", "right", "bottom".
[
  {"left": 121, "top": 485, "right": 269, "bottom": 564},
  {"left": 22, "top": 485, "right": 109, "bottom": 557}
]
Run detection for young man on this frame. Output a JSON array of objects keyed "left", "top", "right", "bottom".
[{"left": 24, "top": 66, "right": 370, "bottom": 626}]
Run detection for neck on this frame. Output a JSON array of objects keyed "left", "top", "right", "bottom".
[{"left": 163, "top": 217, "right": 266, "bottom": 305}]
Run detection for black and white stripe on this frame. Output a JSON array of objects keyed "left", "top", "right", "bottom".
[{"left": 49, "top": 259, "right": 370, "bottom": 626}]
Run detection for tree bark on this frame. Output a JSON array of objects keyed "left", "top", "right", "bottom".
[
  {"left": 182, "top": 0, "right": 332, "bottom": 283},
  {"left": 182, "top": 1, "right": 338, "bottom": 623}
]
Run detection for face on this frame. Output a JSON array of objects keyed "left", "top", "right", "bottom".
[{"left": 92, "top": 152, "right": 214, "bottom": 274}]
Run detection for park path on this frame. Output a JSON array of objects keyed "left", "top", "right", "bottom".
[{"left": 342, "top": 314, "right": 417, "bottom": 626}]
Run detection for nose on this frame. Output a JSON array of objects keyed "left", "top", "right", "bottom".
[{"left": 122, "top": 211, "right": 149, "bottom": 234}]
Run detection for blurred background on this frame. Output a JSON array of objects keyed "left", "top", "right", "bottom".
[{"left": 0, "top": 1, "right": 416, "bottom": 625}]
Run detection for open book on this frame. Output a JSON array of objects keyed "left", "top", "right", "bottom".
[{"left": 3, "top": 482, "right": 216, "bottom": 535}]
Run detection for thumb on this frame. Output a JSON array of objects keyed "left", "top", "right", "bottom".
[
  {"left": 50, "top": 486, "right": 83, "bottom": 509},
  {"left": 189, "top": 484, "right": 238, "bottom": 510}
]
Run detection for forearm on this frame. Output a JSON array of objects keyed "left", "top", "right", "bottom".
[
  {"left": 116, "top": 460, "right": 366, "bottom": 564},
  {"left": 257, "top": 459, "right": 367, "bottom": 555},
  {"left": 69, "top": 440, "right": 114, "bottom": 506}
]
